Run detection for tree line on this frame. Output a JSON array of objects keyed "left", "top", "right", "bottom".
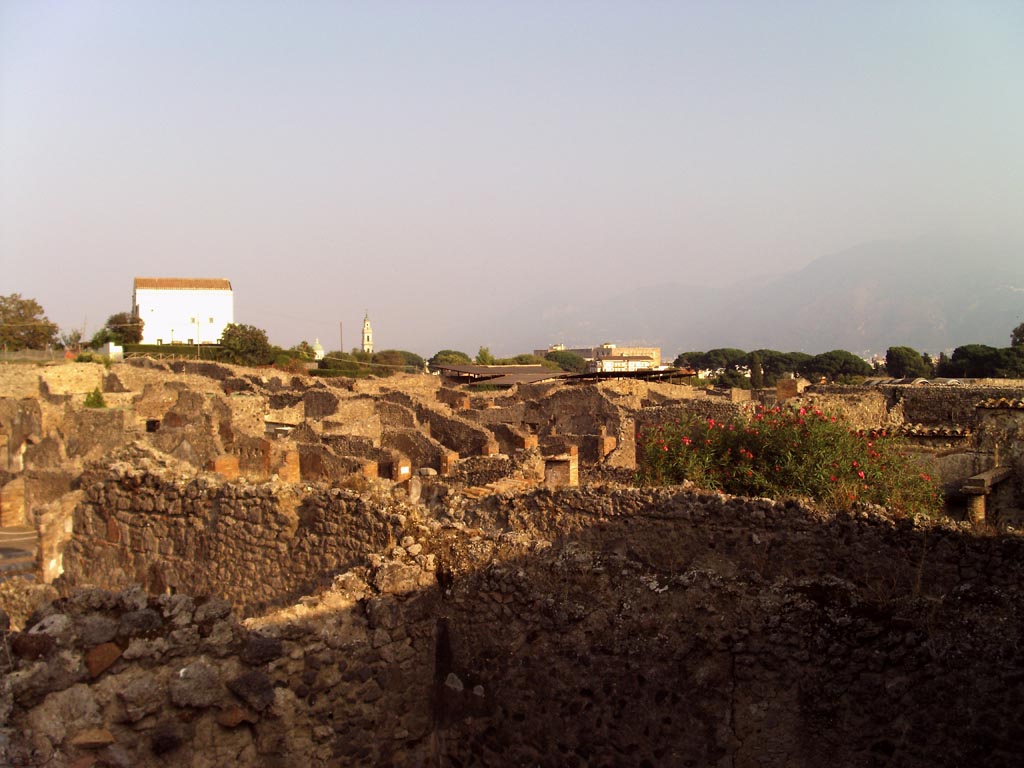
[
  {"left": 4, "top": 292, "right": 1022, "bottom": 381},
  {"left": 675, "top": 322, "right": 1024, "bottom": 386}
]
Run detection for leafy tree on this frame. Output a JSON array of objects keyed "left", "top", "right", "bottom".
[
  {"left": 0, "top": 293, "right": 58, "bottom": 350},
  {"left": 390, "top": 350, "right": 426, "bottom": 369},
  {"left": 315, "top": 350, "right": 369, "bottom": 378},
  {"left": 705, "top": 348, "right": 748, "bottom": 370},
  {"left": 59, "top": 329, "right": 84, "bottom": 352},
  {"left": 91, "top": 312, "right": 144, "bottom": 347},
  {"left": 996, "top": 346, "right": 1024, "bottom": 378},
  {"left": 943, "top": 344, "right": 1002, "bottom": 378},
  {"left": 319, "top": 350, "right": 354, "bottom": 368},
  {"left": 290, "top": 341, "right": 316, "bottom": 359},
  {"left": 546, "top": 350, "right": 588, "bottom": 372},
  {"left": 84, "top": 388, "right": 107, "bottom": 408},
  {"left": 370, "top": 349, "right": 408, "bottom": 375},
  {"left": 217, "top": 323, "right": 274, "bottom": 366},
  {"left": 800, "top": 350, "right": 872, "bottom": 383},
  {"left": 475, "top": 346, "right": 496, "bottom": 365},
  {"left": 921, "top": 352, "right": 936, "bottom": 377},
  {"left": 676, "top": 348, "right": 747, "bottom": 373},
  {"left": 495, "top": 353, "right": 558, "bottom": 367},
  {"left": 673, "top": 351, "right": 705, "bottom": 369},
  {"left": 885, "top": 346, "right": 931, "bottom": 378},
  {"left": 1012, "top": 322, "right": 1024, "bottom": 348},
  {"left": 748, "top": 352, "right": 764, "bottom": 389},
  {"left": 715, "top": 369, "right": 751, "bottom": 389},
  {"left": 429, "top": 350, "right": 472, "bottom": 367}
]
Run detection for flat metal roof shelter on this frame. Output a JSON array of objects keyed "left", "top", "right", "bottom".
[
  {"left": 430, "top": 364, "right": 571, "bottom": 387},
  {"left": 431, "top": 363, "right": 696, "bottom": 387},
  {"left": 565, "top": 367, "right": 696, "bottom": 383}
]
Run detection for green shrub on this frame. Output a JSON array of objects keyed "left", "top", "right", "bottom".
[
  {"left": 84, "top": 388, "right": 107, "bottom": 409},
  {"left": 638, "top": 405, "right": 943, "bottom": 518}
]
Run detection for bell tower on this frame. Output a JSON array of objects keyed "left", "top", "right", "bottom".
[{"left": 361, "top": 311, "right": 373, "bottom": 354}]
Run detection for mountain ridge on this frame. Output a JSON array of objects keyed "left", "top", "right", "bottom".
[{"left": 476, "top": 236, "right": 1024, "bottom": 357}]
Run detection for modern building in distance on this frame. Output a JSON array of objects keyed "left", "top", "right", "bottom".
[
  {"left": 361, "top": 312, "right": 374, "bottom": 354},
  {"left": 534, "top": 343, "right": 663, "bottom": 373},
  {"left": 132, "top": 278, "right": 233, "bottom": 345}
]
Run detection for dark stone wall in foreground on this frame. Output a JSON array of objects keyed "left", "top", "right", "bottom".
[{"left": 4, "top": 484, "right": 1021, "bottom": 767}]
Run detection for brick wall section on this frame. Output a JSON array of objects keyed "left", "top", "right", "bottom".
[
  {"left": 62, "top": 407, "right": 134, "bottom": 461},
  {"left": 891, "top": 384, "right": 1024, "bottom": 428},
  {"left": 319, "top": 398, "right": 381, "bottom": 439},
  {"left": 635, "top": 400, "right": 748, "bottom": 435},
  {"left": 302, "top": 389, "right": 340, "bottom": 420},
  {"left": 376, "top": 400, "right": 418, "bottom": 429},
  {"left": 381, "top": 429, "right": 450, "bottom": 472},
  {"left": 787, "top": 388, "right": 892, "bottom": 430},
  {"left": 805, "top": 384, "right": 1024, "bottom": 430},
  {"left": 297, "top": 443, "right": 368, "bottom": 482},
  {"left": 464, "top": 402, "right": 530, "bottom": 427},
  {"left": 489, "top": 423, "right": 537, "bottom": 455},
  {"left": 436, "top": 387, "right": 471, "bottom": 410},
  {"left": 60, "top": 466, "right": 405, "bottom": 616},
  {"left": 414, "top": 403, "right": 498, "bottom": 457}
]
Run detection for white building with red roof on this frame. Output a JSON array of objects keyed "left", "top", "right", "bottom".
[{"left": 132, "top": 277, "right": 234, "bottom": 345}]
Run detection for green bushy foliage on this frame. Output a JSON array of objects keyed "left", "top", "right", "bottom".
[
  {"left": 84, "top": 388, "right": 107, "bottom": 409},
  {"left": 638, "top": 405, "right": 942, "bottom": 518}
]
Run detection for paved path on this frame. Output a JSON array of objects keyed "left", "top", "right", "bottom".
[{"left": 0, "top": 525, "right": 38, "bottom": 576}]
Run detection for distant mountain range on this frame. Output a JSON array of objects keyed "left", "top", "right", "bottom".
[{"left": 475, "top": 236, "right": 1024, "bottom": 358}]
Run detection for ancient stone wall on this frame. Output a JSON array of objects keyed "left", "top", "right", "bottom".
[
  {"left": 488, "top": 423, "right": 536, "bottom": 455},
  {"left": 2, "top": 487, "right": 1022, "bottom": 767},
  {"left": 975, "top": 407, "right": 1024, "bottom": 523},
  {"left": 381, "top": 429, "right": 450, "bottom": 472},
  {"left": 414, "top": 403, "right": 496, "bottom": 456},
  {"left": 60, "top": 464, "right": 405, "bottom": 616},
  {"left": 376, "top": 400, "right": 418, "bottom": 430},
  {"left": 296, "top": 443, "right": 369, "bottom": 483},
  {"left": 808, "top": 384, "right": 1024, "bottom": 430},
  {"left": 0, "top": 397, "right": 42, "bottom": 473},
  {"left": 62, "top": 408, "right": 134, "bottom": 462},
  {"left": 634, "top": 400, "right": 748, "bottom": 437},
  {"left": 790, "top": 388, "right": 891, "bottom": 430},
  {"left": 319, "top": 398, "right": 380, "bottom": 439},
  {"left": 464, "top": 401, "right": 530, "bottom": 427}
]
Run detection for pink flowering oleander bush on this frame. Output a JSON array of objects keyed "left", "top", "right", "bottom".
[{"left": 638, "top": 405, "right": 943, "bottom": 518}]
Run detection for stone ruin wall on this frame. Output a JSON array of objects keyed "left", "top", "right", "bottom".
[
  {"left": 2, "top": 484, "right": 1022, "bottom": 767},
  {"left": 809, "top": 383, "right": 1024, "bottom": 430},
  {"left": 59, "top": 463, "right": 407, "bottom": 617},
  {"left": 801, "top": 385, "right": 1024, "bottom": 520}
]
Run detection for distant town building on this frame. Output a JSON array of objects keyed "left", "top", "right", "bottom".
[
  {"left": 361, "top": 312, "right": 373, "bottom": 354},
  {"left": 132, "top": 278, "right": 233, "bottom": 345},
  {"left": 534, "top": 342, "right": 662, "bottom": 373}
]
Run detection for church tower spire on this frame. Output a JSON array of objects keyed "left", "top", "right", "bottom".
[{"left": 361, "top": 311, "right": 373, "bottom": 354}]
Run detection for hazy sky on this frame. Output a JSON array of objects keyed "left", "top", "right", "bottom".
[{"left": 2, "top": 1, "right": 1022, "bottom": 355}]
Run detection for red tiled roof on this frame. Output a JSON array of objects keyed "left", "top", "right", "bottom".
[{"left": 133, "top": 277, "right": 232, "bottom": 291}]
